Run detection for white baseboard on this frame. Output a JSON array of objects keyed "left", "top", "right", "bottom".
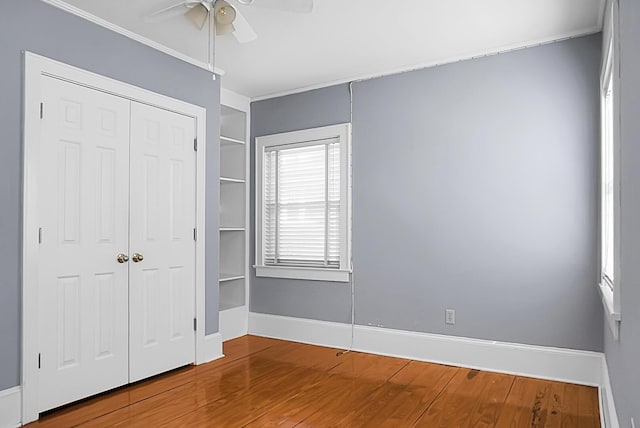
[
  {"left": 220, "top": 306, "right": 249, "bottom": 342},
  {"left": 248, "top": 312, "right": 603, "bottom": 386},
  {"left": 600, "top": 357, "right": 620, "bottom": 428},
  {"left": 196, "top": 332, "right": 224, "bottom": 364},
  {"left": 249, "top": 312, "right": 353, "bottom": 350},
  {"left": 0, "top": 386, "right": 21, "bottom": 428}
]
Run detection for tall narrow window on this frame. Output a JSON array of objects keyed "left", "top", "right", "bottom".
[
  {"left": 602, "top": 70, "right": 614, "bottom": 288},
  {"left": 256, "top": 124, "right": 351, "bottom": 282},
  {"left": 599, "top": 6, "right": 621, "bottom": 338}
]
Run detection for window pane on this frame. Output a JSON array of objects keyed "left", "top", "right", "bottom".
[
  {"left": 278, "top": 144, "right": 325, "bottom": 264},
  {"left": 327, "top": 143, "right": 341, "bottom": 265},
  {"left": 602, "top": 74, "right": 614, "bottom": 285},
  {"left": 264, "top": 151, "right": 277, "bottom": 263},
  {"left": 263, "top": 140, "right": 341, "bottom": 269}
]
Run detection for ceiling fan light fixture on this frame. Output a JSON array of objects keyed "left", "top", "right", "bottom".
[
  {"left": 214, "top": 0, "right": 236, "bottom": 26},
  {"left": 216, "top": 22, "right": 236, "bottom": 35},
  {"left": 185, "top": 2, "right": 210, "bottom": 30}
]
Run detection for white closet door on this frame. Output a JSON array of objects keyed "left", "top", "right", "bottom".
[
  {"left": 128, "top": 102, "right": 197, "bottom": 382},
  {"left": 37, "top": 76, "right": 130, "bottom": 411}
]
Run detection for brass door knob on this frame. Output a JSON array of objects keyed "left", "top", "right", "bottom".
[
  {"left": 116, "top": 254, "right": 129, "bottom": 264},
  {"left": 132, "top": 253, "right": 144, "bottom": 263}
]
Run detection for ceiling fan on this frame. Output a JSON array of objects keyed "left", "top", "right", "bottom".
[{"left": 145, "top": 0, "right": 314, "bottom": 44}]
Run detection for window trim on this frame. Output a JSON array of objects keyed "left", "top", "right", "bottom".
[
  {"left": 255, "top": 123, "right": 352, "bottom": 282},
  {"left": 599, "top": 0, "right": 621, "bottom": 339}
]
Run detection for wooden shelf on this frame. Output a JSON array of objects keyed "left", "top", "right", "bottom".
[
  {"left": 220, "top": 177, "right": 245, "bottom": 184},
  {"left": 221, "top": 135, "right": 245, "bottom": 145},
  {"left": 219, "top": 273, "right": 245, "bottom": 283}
]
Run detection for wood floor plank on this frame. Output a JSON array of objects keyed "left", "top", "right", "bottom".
[
  {"left": 495, "top": 377, "right": 550, "bottom": 428},
  {"left": 259, "top": 340, "right": 347, "bottom": 372},
  {"left": 330, "top": 373, "right": 408, "bottom": 426},
  {"left": 578, "top": 381, "right": 601, "bottom": 428},
  {"left": 346, "top": 361, "right": 459, "bottom": 427},
  {"left": 465, "top": 372, "right": 514, "bottom": 427},
  {"left": 295, "top": 352, "right": 410, "bottom": 427},
  {"left": 247, "top": 351, "right": 409, "bottom": 427},
  {"left": 34, "top": 365, "right": 197, "bottom": 428},
  {"left": 244, "top": 364, "right": 369, "bottom": 427},
  {"left": 158, "top": 369, "right": 317, "bottom": 427},
  {"left": 162, "top": 364, "right": 341, "bottom": 425},
  {"left": 494, "top": 376, "right": 601, "bottom": 428},
  {"left": 545, "top": 380, "right": 578, "bottom": 428},
  {"left": 546, "top": 381, "right": 575, "bottom": 428},
  {"left": 222, "top": 335, "right": 282, "bottom": 361},
  {"left": 27, "top": 336, "right": 601, "bottom": 428},
  {"left": 413, "top": 369, "right": 515, "bottom": 427},
  {"left": 43, "top": 334, "right": 287, "bottom": 426},
  {"left": 76, "top": 342, "right": 305, "bottom": 427},
  {"left": 155, "top": 341, "right": 347, "bottom": 427}
]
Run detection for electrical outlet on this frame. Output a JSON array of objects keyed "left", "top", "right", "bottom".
[{"left": 445, "top": 309, "right": 456, "bottom": 325}]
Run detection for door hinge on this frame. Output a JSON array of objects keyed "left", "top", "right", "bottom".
[
  {"left": 38, "top": 227, "right": 42, "bottom": 244},
  {"left": 40, "top": 102, "right": 43, "bottom": 119},
  {"left": 193, "top": 228, "right": 197, "bottom": 241},
  {"left": 38, "top": 353, "right": 41, "bottom": 369},
  {"left": 194, "top": 138, "right": 198, "bottom": 152},
  {"left": 193, "top": 318, "right": 197, "bottom": 331}
]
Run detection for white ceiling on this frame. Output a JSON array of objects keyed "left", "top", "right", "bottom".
[{"left": 46, "top": 0, "right": 605, "bottom": 100}]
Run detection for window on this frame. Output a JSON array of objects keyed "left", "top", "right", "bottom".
[
  {"left": 256, "top": 124, "right": 351, "bottom": 282},
  {"left": 599, "top": 2, "right": 621, "bottom": 338},
  {"left": 601, "top": 55, "right": 614, "bottom": 289}
]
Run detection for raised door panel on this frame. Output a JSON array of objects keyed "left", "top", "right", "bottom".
[
  {"left": 38, "top": 76, "right": 130, "bottom": 412},
  {"left": 129, "top": 102, "right": 196, "bottom": 382}
]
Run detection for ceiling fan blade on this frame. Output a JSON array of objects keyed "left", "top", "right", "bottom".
[
  {"left": 231, "top": 7, "right": 258, "bottom": 43},
  {"left": 240, "top": 0, "right": 313, "bottom": 13},
  {"left": 143, "top": 1, "right": 197, "bottom": 24}
]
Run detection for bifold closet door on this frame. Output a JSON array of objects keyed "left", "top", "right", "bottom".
[
  {"left": 37, "top": 76, "right": 131, "bottom": 412},
  {"left": 128, "top": 102, "right": 197, "bottom": 382}
]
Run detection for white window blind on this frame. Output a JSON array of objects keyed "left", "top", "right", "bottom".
[{"left": 264, "top": 139, "right": 341, "bottom": 268}]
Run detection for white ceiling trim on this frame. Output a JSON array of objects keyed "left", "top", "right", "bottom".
[
  {"left": 249, "top": 26, "right": 602, "bottom": 102},
  {"left": 40, "top": 0, "right": 225, "bottom": 75}
]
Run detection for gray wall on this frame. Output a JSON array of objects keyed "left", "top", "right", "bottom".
[
  {"left": 251, "top": 85, "right": 353, "bottom": 323},
  {"left": 604, "top": 0, "right": 640, "bottom": 424},
  {"left": 0, "top": 0, "right": 220, "bottom": 391},
  {"left": 251, "top": 34, "right": 603, "bottom": 352}
]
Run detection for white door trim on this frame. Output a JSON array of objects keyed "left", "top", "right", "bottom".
[{"left": 22, "top": 51, "right": 208, "bottom": 425}]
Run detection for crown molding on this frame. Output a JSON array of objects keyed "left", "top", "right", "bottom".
[
  {"left": 39, "top": 0, "right": 225, "bottom": 75},
  {"left": 251, "top": 26, "right": 601, "bottom": 101}
]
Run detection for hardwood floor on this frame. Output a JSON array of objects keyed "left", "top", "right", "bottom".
[{"left": 28, "top": 335, "right": 600, "bottom": 427}]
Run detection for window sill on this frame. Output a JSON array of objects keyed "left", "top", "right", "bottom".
[
  {"left": 255, "top": 265, "right": 350, "bottom": 282},
  {"left": 599, "top": 282, "right": 621, "bottom": 340}
]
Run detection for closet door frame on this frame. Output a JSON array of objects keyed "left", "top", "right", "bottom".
[{"left": 21, "top": 52, "right": 213, "bottom": 425}]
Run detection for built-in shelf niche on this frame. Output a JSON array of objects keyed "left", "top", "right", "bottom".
[
  {"left": 220, "top": 181, "right": 245, "bottom": 229},
  {"left": 219, "top": 101, "right": 248, "bottom": 313},
  {"left": 219, "top": 278, "right": 245, "bottom": 311}
]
